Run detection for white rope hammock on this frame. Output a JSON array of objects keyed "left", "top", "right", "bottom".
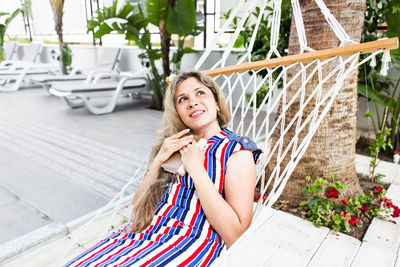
[{"left": 26, "top": 0, "right": 396, "bottom": 265}]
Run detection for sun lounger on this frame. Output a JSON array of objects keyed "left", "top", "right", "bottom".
[
  {"left": 2, "top": 41, "right": 18, "bottom": 61},
  {"left": 28, "top": 47, "right": 122, "bottom": 92},
  {"left": 0, "top": 62, "right": 59, "bottom": 92},
  {"left": 49, "top": 70, "right": 149, "bottom": 115},
  {"left": 0, "top": 42, "right": 62, "bottom": 92},
  {"left": 0, "top": 43, "right": 42, "bottom": 70}
]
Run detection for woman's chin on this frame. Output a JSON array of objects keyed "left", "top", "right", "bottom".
[{"left": 182, "top": 116, "right": 219, "bottom": 134}]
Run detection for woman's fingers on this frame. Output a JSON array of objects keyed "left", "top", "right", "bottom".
[
  {"left": 172, "top": 136, "right": 193, "bottom": 151},
  {"left": 162, "top": 135, "right": 193, "bottom": 154},
  {"left": 168, "top": 135, "right": 193, "bottom": 147},
  {"left": 180, "top": 142, "right": 199, "bottom": 154},
  {"left": 157, "top": 130, "right": 195, "bottom": 163},
  {"left": 171, "top": 129, "right": 191, "bottom": 139},
  {"left": 176, "top": 135, "right": 193, "bottom": 143}
]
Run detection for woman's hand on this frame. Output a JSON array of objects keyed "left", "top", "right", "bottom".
[
  {"left": 131, "top": 129, "right": 193, "bottom": 213},
  {"left": 153, "top": 129, "right": 193, "bottom": 166},
  {"left": 179, "top": 140, "right": 205, "bottom": 176}
]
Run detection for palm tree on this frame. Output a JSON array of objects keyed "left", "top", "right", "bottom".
[
  {"left": 276, "top": 0, "right": 366, "bottom": 203},
  {"left": 88, "top": 0, "right": 199, "bottom": 110},
  {"left": 49, "top": 0, "right": 68, "bottom": 74}
]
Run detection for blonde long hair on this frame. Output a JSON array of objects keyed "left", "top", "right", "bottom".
[{"left": 130, "top": 71, "right": 230, "bottom": 233}]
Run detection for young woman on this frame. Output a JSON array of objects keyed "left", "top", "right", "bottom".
[{"left": 65, "top": 71, "right": 261, "bottom": 266}]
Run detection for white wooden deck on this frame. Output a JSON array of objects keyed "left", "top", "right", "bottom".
[{"left": 3, "top": 155, "right": 400, "bottom": 266}]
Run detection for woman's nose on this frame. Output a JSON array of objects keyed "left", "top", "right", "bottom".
[{"left": 188, "top": 98, "right": 198, "bottom": 108}]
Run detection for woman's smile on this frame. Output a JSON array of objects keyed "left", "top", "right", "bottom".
[{"left": 190, "top": 110, "right": 205, "bottom": 118}]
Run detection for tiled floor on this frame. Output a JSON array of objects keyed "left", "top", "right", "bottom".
[{"left": 0, "top": 87, "right": 162, "bottom": 249}]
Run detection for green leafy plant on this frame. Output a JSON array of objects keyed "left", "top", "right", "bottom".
[
  {"left": 358, "top": 0, "right": 400, "bottom": 151},
  {"left": 299, "top": 175, "right": 399, "bottom": 235},
  {"left": 0, "top": 8, "right": 22, "bottom": 61},
  {"left": 362, "top": 113, "right": 393, "bottom": 181},
  {"left": 87, "top": 0, "right": 202, "bottom": 110},
  {"left": 245, "top": 83, "right": 270, "bottom": 108},
  {"left": 223, "top": 0, "right": 291, "bottom": 61},
  {"left": 358, "top": 64, "right": 400, "bottom": 151},
  {"left": 223, "top": 0, "right": 291, "bottom": 106},
  {"left": 60, "top": 43, "right": 72, "bottom": 71}
]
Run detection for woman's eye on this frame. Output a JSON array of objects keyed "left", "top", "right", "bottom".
[
  {"left": 197, "top": 90, "right": 205, "bottom": 96},
  {"left": 178, "top": 97, "right": 187, "bottom": 103}
]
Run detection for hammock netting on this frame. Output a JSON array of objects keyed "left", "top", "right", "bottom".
[{"left": 25, "top": 0, "right": 396, "bottom": 265}]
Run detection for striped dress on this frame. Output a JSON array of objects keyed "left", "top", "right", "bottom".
[{"left": 65, "top": 128, "right": 261, "bottom": 267}]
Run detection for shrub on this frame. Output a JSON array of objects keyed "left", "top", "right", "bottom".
[{"left": 299, "top": 175, "right": 399, "bottom": 234}]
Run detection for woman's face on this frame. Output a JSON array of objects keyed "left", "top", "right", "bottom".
[{"left": 175, "top": 77, "right": 220, "bottom": 134}]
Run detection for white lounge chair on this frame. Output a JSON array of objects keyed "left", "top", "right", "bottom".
[
  {"left": 28, "top": 47, "right": 122, "bottom": 92},
  {"left": 0, "top": 42, "right": 42, "bottom": 70},
  {"left": 0, "top": 43, "right": 62, "bottom": 92},
  {"left": 2, "top": 41, "right": 18, "bottom": 61},
  {"left": 0, "top": 68, "right": 55, "bottom": 92},
  {"left": 49, "top": 70, "right": 149, "bottom": 115},
  {"left": 0, "top": 63, "right": 59, "bottom": 92}
]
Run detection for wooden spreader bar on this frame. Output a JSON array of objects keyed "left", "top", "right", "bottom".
[{"left": 202, "top": 37, "right": 398, "bottom": 77}]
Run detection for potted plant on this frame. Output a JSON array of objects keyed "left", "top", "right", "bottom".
[{"left": 0, "top": 8, "right": 22, "bottom": 61}]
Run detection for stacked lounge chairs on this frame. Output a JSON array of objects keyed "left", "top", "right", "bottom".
[
  {"left": 0, "top": 43, "right": 151, "bottom": 115},
  {"left": 49, "top": 69, "right": 149, "bottom": 115},
  {"left": 0, "top": 43, "right": 59, "bottom": 92},
  {"left": 28, "top": 47, "right": 123, "bottom": 93}
]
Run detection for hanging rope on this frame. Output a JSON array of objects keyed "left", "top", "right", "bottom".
[{"left": 314, "top": 0, "right": 356, "bottom": 46}]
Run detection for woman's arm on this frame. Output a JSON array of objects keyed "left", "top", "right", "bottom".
[{"left": 180, "top": 143, "right": 256, "bottom": 248}]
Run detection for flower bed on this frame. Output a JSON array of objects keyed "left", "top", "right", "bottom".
[{"left": 257, "top": 175, "right": 399, "bottom": 240}]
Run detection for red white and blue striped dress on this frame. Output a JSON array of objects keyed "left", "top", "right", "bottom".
[{"left": 65, "top": 128, "right": 261, "bottom": 267}]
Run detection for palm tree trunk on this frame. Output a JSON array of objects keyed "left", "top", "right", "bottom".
[
  {"left": 159, "top": 20, "right": 171, "bottom": 78},
  {"left": 50, "top": 0, "right": 67, "bottom": 74},
  {"left": 276, "top": 0, "right": 366, "bottom": 203},
  {"left": 56, "top": 25, "right": 67, "bottom": 74}
]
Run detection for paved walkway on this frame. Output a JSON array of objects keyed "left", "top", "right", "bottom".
[{"left": 0, "top": 86, "right": 162, "bottom": 262}]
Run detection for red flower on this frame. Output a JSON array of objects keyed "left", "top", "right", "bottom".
[
  {"left": 380, "top": 197, "right": 394, "bottom": 208},
  {"left": 378, "top": 197, "right": 400, "bottom": 218},
  {"left": 341, "top": 199, "right": 348, "bottom": 205},
  {"left": 392, "top": 206, "right": 400, "bottom": 218},
  {"left": 326, "top": 187, "right": 339, "bottom": 199},
  {"left": 374, "top": 186, "right": 384, "bottom": 195},
  {"left": 348, "top": 215, "right": 358, "bottom": 226},
  {"left": 360, "top": 205, "right": 369, "bottom": 213}
]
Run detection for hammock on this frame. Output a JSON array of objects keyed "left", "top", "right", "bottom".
[{"left": 8, "top": 0, "right": 398, "bottom": 265}]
